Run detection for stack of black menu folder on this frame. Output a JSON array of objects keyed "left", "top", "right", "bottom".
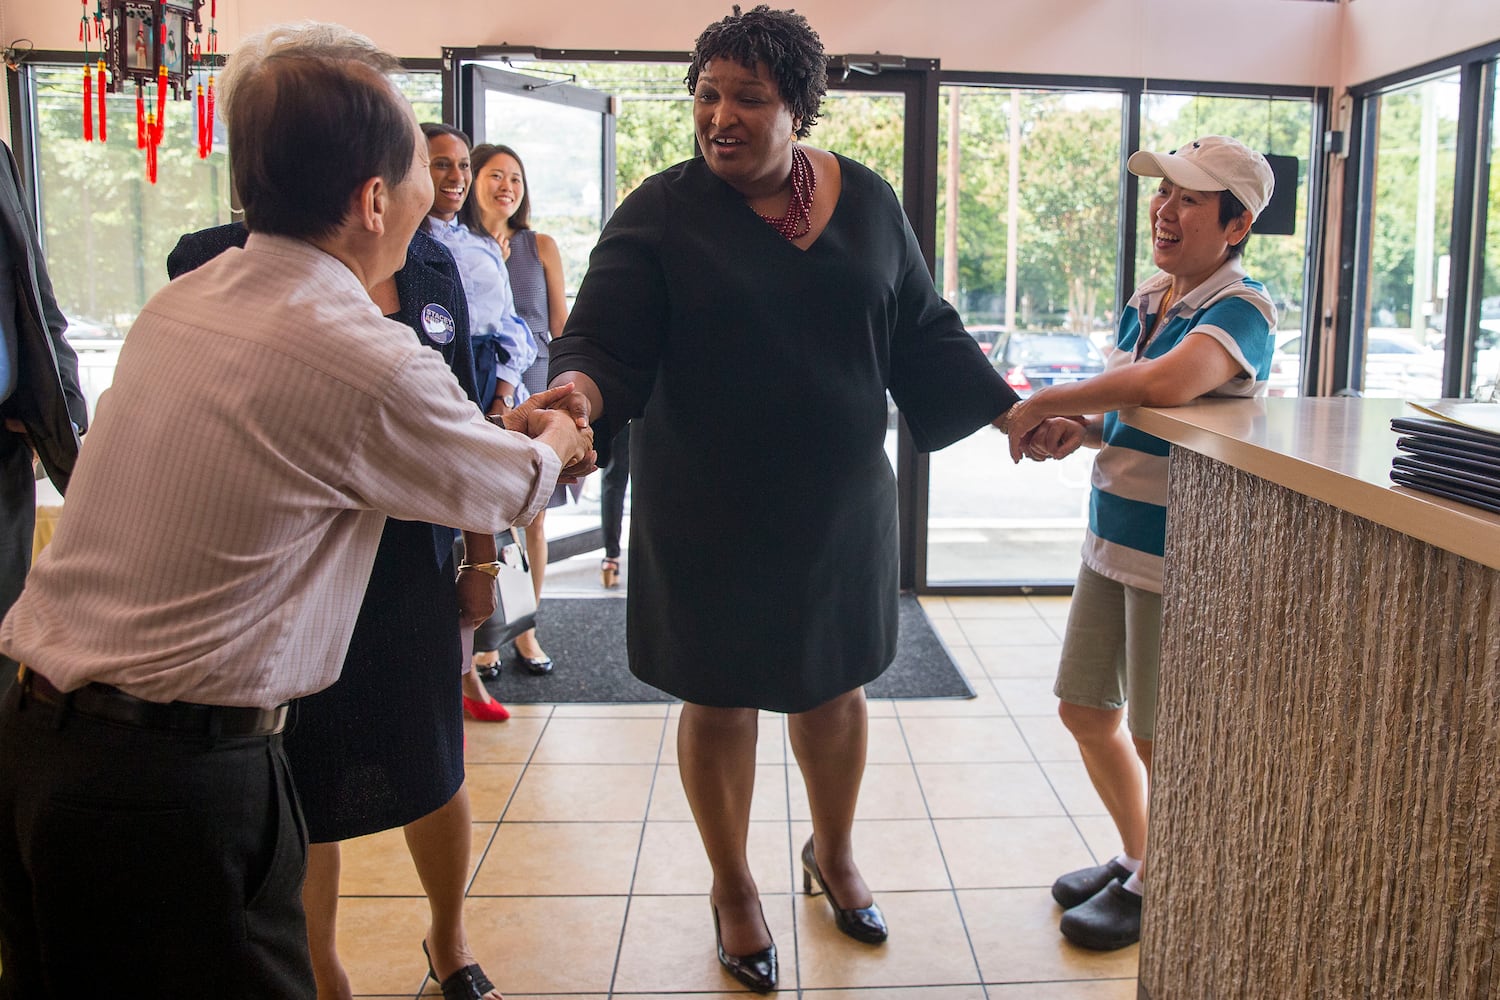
[{"left": 1390, "top": 404, "right": 1500, "bottom": 514}]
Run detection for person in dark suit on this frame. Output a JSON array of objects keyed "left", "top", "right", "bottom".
[{"left": 0, "top": 139, "right": 87, "bottom": 696}]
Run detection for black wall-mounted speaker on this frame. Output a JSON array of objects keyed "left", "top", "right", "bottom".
[{"left": 1252, "top": 153, "right": 1300, "bottom": 236}]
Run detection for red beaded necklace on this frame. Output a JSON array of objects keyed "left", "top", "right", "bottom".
[{"left": 757, "top": 145, "right": 815, "bottom": 241}]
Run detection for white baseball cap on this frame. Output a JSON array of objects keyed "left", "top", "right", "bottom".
[{"left": 1127, "top": 135, "right": 1275, "bottom": 221}]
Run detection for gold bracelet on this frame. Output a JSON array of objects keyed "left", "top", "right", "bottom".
[
  {"left": 457, "top": 561, "right": 502, "bottom": 578},
  {"left": 996, "top": 402, "right": 1021, "bottom": 434}
]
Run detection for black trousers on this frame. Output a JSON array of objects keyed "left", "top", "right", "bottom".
[{"left": 0, "top": 684, "right": 315, "bottom": 999}]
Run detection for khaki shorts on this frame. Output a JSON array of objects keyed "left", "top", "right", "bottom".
[{"left": 1053, "top": 564, "right": 1162, "bottom": 741}]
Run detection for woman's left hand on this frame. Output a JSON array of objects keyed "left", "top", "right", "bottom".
[
  {"left": 456, "top": 567, "right": 498, "bottom": 626},
  {"left": 488, "top": 382, "right": 581, "bottom": 434}
]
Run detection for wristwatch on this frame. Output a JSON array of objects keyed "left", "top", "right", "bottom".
[
  {"left": 499, "top": 393, "right": 516, "bottom": 409},
  {"left": 458, "top": 561, "right": 502, "bottom": 578}
]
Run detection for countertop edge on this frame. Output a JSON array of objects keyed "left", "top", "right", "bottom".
[{"left": 1124, "top": 402, "right": 1500, "bottom": 572}]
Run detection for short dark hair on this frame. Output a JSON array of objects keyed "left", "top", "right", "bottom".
[
  {"left": 420, "top": 121, "right": 471, "bottom": 148},
  {"left": 1219, "top": 188, "right": 1251, "bottom": 259},
  {"left": 463, "top": 144, "right": 531, "bottom": 235},
  {"left": 230, "top": 55, "right": 415, "bottom": 240},
  {"left": 685, "top": 5, "right": 826, "bottom": 139}
]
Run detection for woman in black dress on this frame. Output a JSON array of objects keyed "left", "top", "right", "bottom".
[{"left": 550, "top": 6, "right": 1056, "bottom": 992}]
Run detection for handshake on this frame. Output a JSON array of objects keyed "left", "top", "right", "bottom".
[
  {"left": 999, "top": 396, "right": 1092, "bottom": 465},
  {"left": 489, "top": 383, "right": 598, "bottom": 481}
]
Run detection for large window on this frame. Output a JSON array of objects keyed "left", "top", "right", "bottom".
[
  {"left": 925, "top": 86, "right": 1122, "bottom": 586},
  {"left": 1359, "top": 72, "right": 1461, "bottom": 398},
  {"left": 1476, "top": 63, "right": 1500, "bottom": 400},
  {"left": 24, "top": 65, "right": 442, "bottom": 425},
  {"left": 30, "top": 64, "right": 232, "bottom": 345},
  {"left": 1140, "top": 94, "right": 1315, "bottom": 396},
  {"left": 923, "top": 83, "right": 1316, "bottom": 587}
]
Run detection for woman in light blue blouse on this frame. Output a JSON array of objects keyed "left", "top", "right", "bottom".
[
  {"left": 464, "top": 142, "right": 572, "bottom": 673},
  {"left": 421, "top": 122, "right": 539, "bottom": 720}
]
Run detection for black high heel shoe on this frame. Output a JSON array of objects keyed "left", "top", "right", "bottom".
[
  {"left": 422, "top": 939, "right": 497, "bottom": 1000},
  {"left": 711, "top": 901, "right": 777, "bottom": 993},
  {"left": 473, "top": 654, "right": 501, "bottom": 681},
  {"left": 800, "top": 836, "right": 888, "bottom": 944}
]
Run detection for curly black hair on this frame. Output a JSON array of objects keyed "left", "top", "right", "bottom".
[{"left": 685, "top": 5, "right": 826, "bottom": 139}]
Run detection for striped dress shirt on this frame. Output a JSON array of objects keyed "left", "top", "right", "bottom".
[{"left": 0, "top": 234, "right": 559, "bottom": 708}]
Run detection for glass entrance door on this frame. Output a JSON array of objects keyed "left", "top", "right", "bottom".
[
  {"left": 461, "top": 63, "right": 618, "bottom": 561},
  {"left": 463, "top": 64, "right": 616, "bottom": 301}
]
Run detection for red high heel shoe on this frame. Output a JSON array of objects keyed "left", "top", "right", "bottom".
[{"left": 462, "top": 695, "right": 510, "bottom": 722}]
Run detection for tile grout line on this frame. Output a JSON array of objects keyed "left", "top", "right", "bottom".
[
  {"left": 465, "top": 704, "right": 557, "bottom": 899},
  {"left": 602, "top": 706, "right": 673, "bottom": 999},
  {"left": 890, "top": 696, "right": 993, "bottom": 997}
]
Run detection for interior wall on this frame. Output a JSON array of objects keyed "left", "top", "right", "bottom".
[
  {"left": 4, "top": 0, "right": 1344, "bottom": 86},
  {"left": 1341, "top": 0, "right": 1500, "bottom": 88},
  {"left": 9, "top": 0, "right": 1500, "bottom": 126}
]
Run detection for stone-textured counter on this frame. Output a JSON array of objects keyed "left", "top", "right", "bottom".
[{"left": 1124, "top": 396, "right": 1500, "bottom": 1000}]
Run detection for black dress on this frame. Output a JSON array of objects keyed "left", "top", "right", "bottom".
[
  {"left": 550, "top": 154, "right": 1017, "bottom": 712},
  {"left": 168, "top": 225, "right": 481, "bottom": 841},
  {"left": 286, "top": 234, "right": 480, "bottom": 841}
]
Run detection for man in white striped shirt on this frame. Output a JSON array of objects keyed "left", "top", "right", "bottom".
[{"left": 0, "top": 32, "right": 592, "bottom": 998}]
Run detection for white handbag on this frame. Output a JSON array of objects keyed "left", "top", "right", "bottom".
[{"left": 491, "top": 525, "right": 538, "bottom": 642}]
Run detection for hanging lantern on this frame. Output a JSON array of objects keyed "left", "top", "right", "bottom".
[{"left": 85, "top": 0, "right": 218, "bottom": 182}]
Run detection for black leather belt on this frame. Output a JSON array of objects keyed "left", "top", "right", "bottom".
[{"left": 18, "top": 667, "right": 288, "bottom": 737}]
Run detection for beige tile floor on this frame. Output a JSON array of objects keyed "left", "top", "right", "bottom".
[{"left": 334, "top": 595, "right": 1139, "bottom": 998}]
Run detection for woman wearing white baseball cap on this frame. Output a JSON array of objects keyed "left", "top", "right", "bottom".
[{"left": 1002, "top": 134, "right": 1278, "bottom": 951}]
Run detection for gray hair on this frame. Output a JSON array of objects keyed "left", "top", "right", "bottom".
[{"left": 218, "top": 21, "right": 399, "bottom": 124}]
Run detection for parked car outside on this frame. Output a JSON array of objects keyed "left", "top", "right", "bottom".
[
  {"left": 988, "top": 331, "right": 1106, "bottom": 398},
  {"left": 1266, "top": 330, "right": 1303, "bottom": 397},
  {"left": 1270, "top": 329, "right": 1444, "bottom": 399},
  {"left": 1478, "top": 297, "right": 1500, "bottom": 400},
  {"left": 964, "top": 324, "right": 1006, "bottom": 357}
]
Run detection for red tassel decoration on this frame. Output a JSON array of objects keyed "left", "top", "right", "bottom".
[
  {"left": 204, "top": 76, "right": 215, "bottom": 155},
  {"left": 156, "top": 65, "right": 168, "bottom": 143},
  {"left": 146, "top": 113, "right": 158, "bottom": 183},
  {"left": 82, "top": 65, "right": 92, "bottom": 140},
  {"left": 97, "top": 61, "right": 107, "bottom": 142},
  {"left": 196, "top": 83, "right": 206, "bottom": 158},
  {"left": 136, "top": 84, "right": 145, "bottom": 149}
]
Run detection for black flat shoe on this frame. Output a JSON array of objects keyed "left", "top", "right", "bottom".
[
  {"left": 711, "top": 902, "right": 777, "bottom": 993},
  {"left": 1051, "top": 858, "right": 1133, "bottom": 909},
  {"left": 475, "top": 662, "right": 501, "bottom": 681},
  {"left": 800, "top": 836, "right": 887, "bottom": 944},
  {"left": 422, "top": 939, "right": 497, "bottom": 1000},
  {"left": 1059, "top": 878, "right": 1142, "bottom": 951},
  {"left": 518, "top": 654, "right": 553, "bottom": 675}
]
